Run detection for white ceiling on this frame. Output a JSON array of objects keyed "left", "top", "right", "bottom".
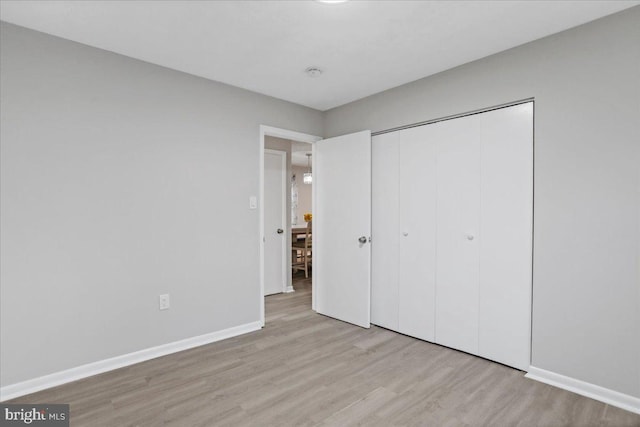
[{"left": 1, "top": 1, "right": 637, "bottom": 111}]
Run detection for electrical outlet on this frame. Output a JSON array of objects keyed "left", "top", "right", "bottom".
[{"left": 159, "top": 294, "right": 170, "bottom": 310}]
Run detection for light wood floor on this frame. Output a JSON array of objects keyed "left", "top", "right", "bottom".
[{"left": 9, "top": 273, "right": 640, "bottom": 426}]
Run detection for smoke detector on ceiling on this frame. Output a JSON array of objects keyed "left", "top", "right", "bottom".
[{"left": 305, "top": 67, "right": 323, "bottom": 78}]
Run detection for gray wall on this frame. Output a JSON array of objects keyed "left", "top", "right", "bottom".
[
  {"left": 325, "top": 7, "right": 640, "bottom": 398},
  {"left": 0, "top": 22, "right": 323, "bottom": 387}
]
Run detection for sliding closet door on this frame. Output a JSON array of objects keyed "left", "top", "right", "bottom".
[
  {"left": 369, "top": 102, "right": 533, "bottom": 370},
  {"left": 371, "top": 132, "right": 399, "bottom": 330},
  {"left": 435, "top": 115, "right": 482, "bottom": 355},
  {"left": 398, "top": 126, "right": 437, "bottom": 341},
  {"left": 478, "top": 103, "right": 533, "bottom": 370}
]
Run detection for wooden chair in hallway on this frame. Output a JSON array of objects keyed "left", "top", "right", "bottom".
[{"left": 292, "top": 221, "right": 312, "bottom": 278}]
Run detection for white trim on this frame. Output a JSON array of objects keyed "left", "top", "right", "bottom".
[
  {"left": 261, "top": 126, "right": 322, "bottom": 144},
  {"left": 264, "top": 149, "right": 288, "bottom": 294},
  {"left": 259, "top": 125, "right": 321, "bottom": 325},
  {"left": 0, "top": 321, "right": 262, "bottom": 402},
  {"left": 525, "top": 366, "right": 640, "bottom": 415}
]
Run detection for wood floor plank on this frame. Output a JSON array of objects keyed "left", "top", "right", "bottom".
[{"left": 7, "top": 273, "right": 640, "bottom": 426}]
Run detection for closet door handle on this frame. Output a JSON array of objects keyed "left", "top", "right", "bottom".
[
  {"left": 358, "top": 236, "right": 367, "bottom": 244},
  {"left": 466, "top": 234, "right": 475, "bottom": 241}
]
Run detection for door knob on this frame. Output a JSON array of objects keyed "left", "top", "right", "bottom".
[
  {"left": 277, "top": 229, "right": 284, "bottom": 234},
  {"left": 466, "top": 234, "right": 474, "bottom": 241},
  {"left": 358, "top": 236, "right": 367, "bottom": 244},
  {"left": 402, "top": 231, "right": 409, "bottom": 237}
]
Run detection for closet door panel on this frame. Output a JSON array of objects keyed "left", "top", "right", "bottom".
[
  {"left": 398, "top": 126, "right": 437, "bottom": 341},
  {"left": 478, "top": 103, "right": 533, "bottom": 370},
  {"left": 371, "top": 132, "right": 400, "bottom": 330},
  {"left": 435, "top": 115, "right": 481, "bottom": 355}
]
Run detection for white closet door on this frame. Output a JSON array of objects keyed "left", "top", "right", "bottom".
[
  {"left": 435, "top": 115, "right": 482, "bottom": 355},
  {"left": 371, "top": 132, "right": 399, "bottom": 330},
  {"left": 398, "top": 126, "right": 437, "bottom": 341},
  {"left": 478, "top": 103, "right": 533, "bottom": 370},
  {"left": 314, "top": 130, "right": 372, "bottom": 328}
]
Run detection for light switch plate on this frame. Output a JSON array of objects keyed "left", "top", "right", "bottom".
[
  {"left": 249, "top": 196, "right": 257, "bottom": 209},
  {"left": 159, "top": 294, "right": 170, "bottom": 310}
]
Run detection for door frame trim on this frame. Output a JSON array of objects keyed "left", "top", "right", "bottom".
[
  {"left": 264, "top": 149, "right": 288, "bottom": 296},
  {"left": 259, "top": 125, "right": 321, "bottom": 326}
]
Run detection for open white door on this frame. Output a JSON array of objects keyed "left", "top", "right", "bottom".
[{"left": 314, "top": 130, "right": 371, "bottom": 328}]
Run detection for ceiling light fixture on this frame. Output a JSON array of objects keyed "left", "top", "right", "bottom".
[
  {"left": 305, "top": 67, "right": 323, "bottom": 78},
  {"left": 303, "top": 153, "right": 313, "bottom": 184},
  {"left": 314, "top": 0, "right": 349, "bottom": 4}
]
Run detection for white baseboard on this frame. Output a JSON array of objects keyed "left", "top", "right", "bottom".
[
  {"left": 284, "top": 286, "right": 295, "bottom": 293},
  {"left": 0, "top": 321, "right": 262, "bottom": 402},
  {"left": 525, "top": 366, "right": 640, "bottom": 415}
]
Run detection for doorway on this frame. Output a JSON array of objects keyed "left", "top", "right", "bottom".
[{"left": 259, "top": 126, "right": 321, "bottom": 326}]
